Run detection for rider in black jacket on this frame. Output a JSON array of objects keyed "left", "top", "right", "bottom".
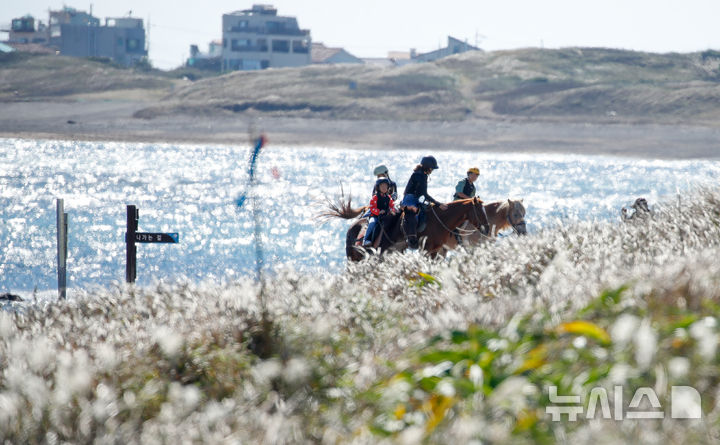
[{"left": 400, "top": 156, "right": 447, "bottom": 249}]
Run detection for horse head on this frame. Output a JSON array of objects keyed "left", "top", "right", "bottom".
[
  {"left": 507, "top": 199, "right": 527, "bottom": 235},
  {"left": 468, "top": 197, "right": 490, "bottom": 234}
]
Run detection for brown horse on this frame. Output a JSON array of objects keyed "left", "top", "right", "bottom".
[
  {"left": 322, "top": 196, "right": 489, "bottom": 260},
  {"left": 443, "top": 199, "right": 527, "bottom": 250},
  {"left": 319, "top": 196, "right": 398, "bottom": 261}
]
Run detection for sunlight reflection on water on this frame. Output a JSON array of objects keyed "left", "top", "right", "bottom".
[{"left": 1, "top": 138, "right": 718, "bottom": 292}]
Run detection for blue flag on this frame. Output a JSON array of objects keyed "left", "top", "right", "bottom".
[{"left": 237, "top": 135, "right": 267, "bottom": 208}]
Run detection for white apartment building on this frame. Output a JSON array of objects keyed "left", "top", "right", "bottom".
[{"left": 222, "top": 4, "right": 311, "bottom": 71}]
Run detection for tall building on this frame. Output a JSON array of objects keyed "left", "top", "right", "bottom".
[{"left": 222, "top": 4, "right": 311, "bottom": 71}]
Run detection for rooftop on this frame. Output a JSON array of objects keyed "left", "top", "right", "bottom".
[
  {"left": 230, "top": 4, "right": 278, "bottom": 16},
  {"left": 311, "top": 42, "right": 342, "bottom": 63}
]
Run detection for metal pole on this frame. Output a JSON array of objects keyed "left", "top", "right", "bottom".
[
  {"left": 251, "top": 185, "right": 264, "bottom": 285},
  {"left": 56, "top": 199, "right": 68, "bottom": 299},
  {"left": 126, "top": 205, "right": 138, "bottom": 283}
]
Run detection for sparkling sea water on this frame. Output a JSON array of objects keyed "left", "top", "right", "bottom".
[{"left": 1, "top": 138, "right": 718, "bottom": 294}]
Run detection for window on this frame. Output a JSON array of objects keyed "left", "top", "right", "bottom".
[
  {"left": 227, "top": 59, "right": 242, "bottom": 70},
  {"left": 223, "top": 38, "right": 227, "bottom": 48},
  {"left": 271, "top": 39, "right": 289, "bottom": 53},
  {"left": 243, "top": 59, "right": 262, "bottom": 70},
  {"left": 230, "top": 20, "right": 249, "bottom": 32},
  {"left": 127, "top": 38, "right": 140, "bottom": 51},
  {"left": 117, "top": 37, "right": 124, "bottom": 47},
  {"left": 266, "top": 21, "right": 283, "bottom": 33},
  {"left": 231, "top": 39, "right": 252, "bottom": 52},
  {"left": 292, "top": 40, "right": 309, "bottom": 54},
  {"left": 257, "top": 38, "right": 268, "bottom": 52}
]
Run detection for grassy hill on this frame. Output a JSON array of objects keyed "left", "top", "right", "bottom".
[
  {"left": 3, "top": 48, "right": 720, "bottom": 124},
  {"left": 0, "top": 53, "right": 174, "bottom": 100},
  {"left": 136, "top": 47, "right": 720, "bottom": 124}
]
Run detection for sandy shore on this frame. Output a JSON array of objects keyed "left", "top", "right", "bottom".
[{"left": 2, "top": 98, "right": 720, "bottom": 159}]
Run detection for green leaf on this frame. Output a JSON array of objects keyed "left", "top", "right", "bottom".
[
  {"left": 450, "top": 330, "right": 470, "bottom": 344},
  {"left": 419, "top": 376, "right": 441, "bottom": 391},
  {"left": 420, "top": 350, "right": 469, "bottom": 364}
]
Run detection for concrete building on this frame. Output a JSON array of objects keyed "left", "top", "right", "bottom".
[
  {"left": 187, "top": 40, "right": 223, "bottom": 71},
  {"left": 49, "top": 7, "right": 100, "bottom": 48},
  {"left": 311, "top": 42, "right": 363, "bottom": 64},
  {"left": 412, "top": 36, "right": 480, "bottom": 62},
  {"left": 59, "top": 17, "right": 147, "bottom": 67},
  {"left": 7, "top": 15, "right": 48, "bottom": 44},
  {"left": 222, "top": 4, "right": 311, "bottom": 71}
]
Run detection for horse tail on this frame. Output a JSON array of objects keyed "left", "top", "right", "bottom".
[{"left": 319, "top": 194, "right": 367, "bottom": 220}]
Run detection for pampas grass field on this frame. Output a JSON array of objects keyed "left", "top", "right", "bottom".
[{"left": 2, "top": 188, "right": 720, "bottom": 443}]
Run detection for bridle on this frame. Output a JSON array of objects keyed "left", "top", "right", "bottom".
[{"left": 506, "top": 204, "right": 527, "bottom": 235}]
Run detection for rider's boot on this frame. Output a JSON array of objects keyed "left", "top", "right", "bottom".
[
  {"left": 407, "top": 235, "right": 419, "bottom": 250},
  {"left": 453, "top": 229, "right": 462, "bottom": 245}
]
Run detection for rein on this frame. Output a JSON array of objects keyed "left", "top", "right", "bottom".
[
  {"left": 429, "top": 203, "right": 485, "bottom": 237},
  {"left": 376, "top": 215, "right": 395, "bottom": 245},
  {"left": 471, "top": 201, "right": 491, "bottom": 238}
]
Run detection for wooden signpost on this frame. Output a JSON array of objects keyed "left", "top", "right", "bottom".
[
  {"left": 125, "top": 205, "right": 179, "bottom": 283},
  {"left": 56, "top": 199, "right": 68, "bottom": 299}
]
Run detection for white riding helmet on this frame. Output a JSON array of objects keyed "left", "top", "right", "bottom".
[{"left": 373, "top": 164, "right": 389, "bottom": 176}]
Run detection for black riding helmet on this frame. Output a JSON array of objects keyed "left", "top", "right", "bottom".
[
  {"left": 375, "top": 177, "right": 391, "bottom": 188},
  {"left": 420, "top": 156, "right": 439, "bottom": 170}
]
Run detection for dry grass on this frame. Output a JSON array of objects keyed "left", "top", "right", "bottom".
[
  {"left": 6, "top": 48, "right": 719, "bottom": 123},
  {"left": 2, "top": 188, "right": 720, "bottom": 443},
  {"left": 0, "top": 54, "right": 172, "bottom": 100}
]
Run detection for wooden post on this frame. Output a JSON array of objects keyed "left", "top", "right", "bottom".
[
  {"left": 56, "top": 199, "right": 68, "bottom": 299},
  {"left": 126, "top": 205, "right": 138, "bottom": 283}
]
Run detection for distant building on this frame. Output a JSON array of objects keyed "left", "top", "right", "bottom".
[
  {"left": 388, "top": 50, "right": 412, "bottom": 61},
  {"left": 58, "top": 16, "right": 147, "bottom": 67},
  {"left": 7, "top": 15, "right": 48, "bottom": 44},
  {"left": 48, "top": 7, "right": 100, "bottom": 48},
  {"left": 362, "top": 57, "right": 399, "bottom": 68},
  {"left": 387, "top": 50, "right": 417, "bottom": 67},
  {"left": 311, "top": 42, "right": 362, "bottom": 64},
  {"left": 2, "top": 7, "right": 148, "bottom": 66},
  {"left": 412, "top": 36, "right": 480, "bottom": 62},
  {"left": 221, "top": 4, "right": 311, "bottom": 71},
  {"left": 187, "top": 40, "right": 223, "bottom": 71}
]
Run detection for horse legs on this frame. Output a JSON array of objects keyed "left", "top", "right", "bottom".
[
  {"left": 346, "top": 220, "right": 366, "bottom": 261},
  {"left": 402, "top": 210, "right": 419, "bottom": 249}
]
